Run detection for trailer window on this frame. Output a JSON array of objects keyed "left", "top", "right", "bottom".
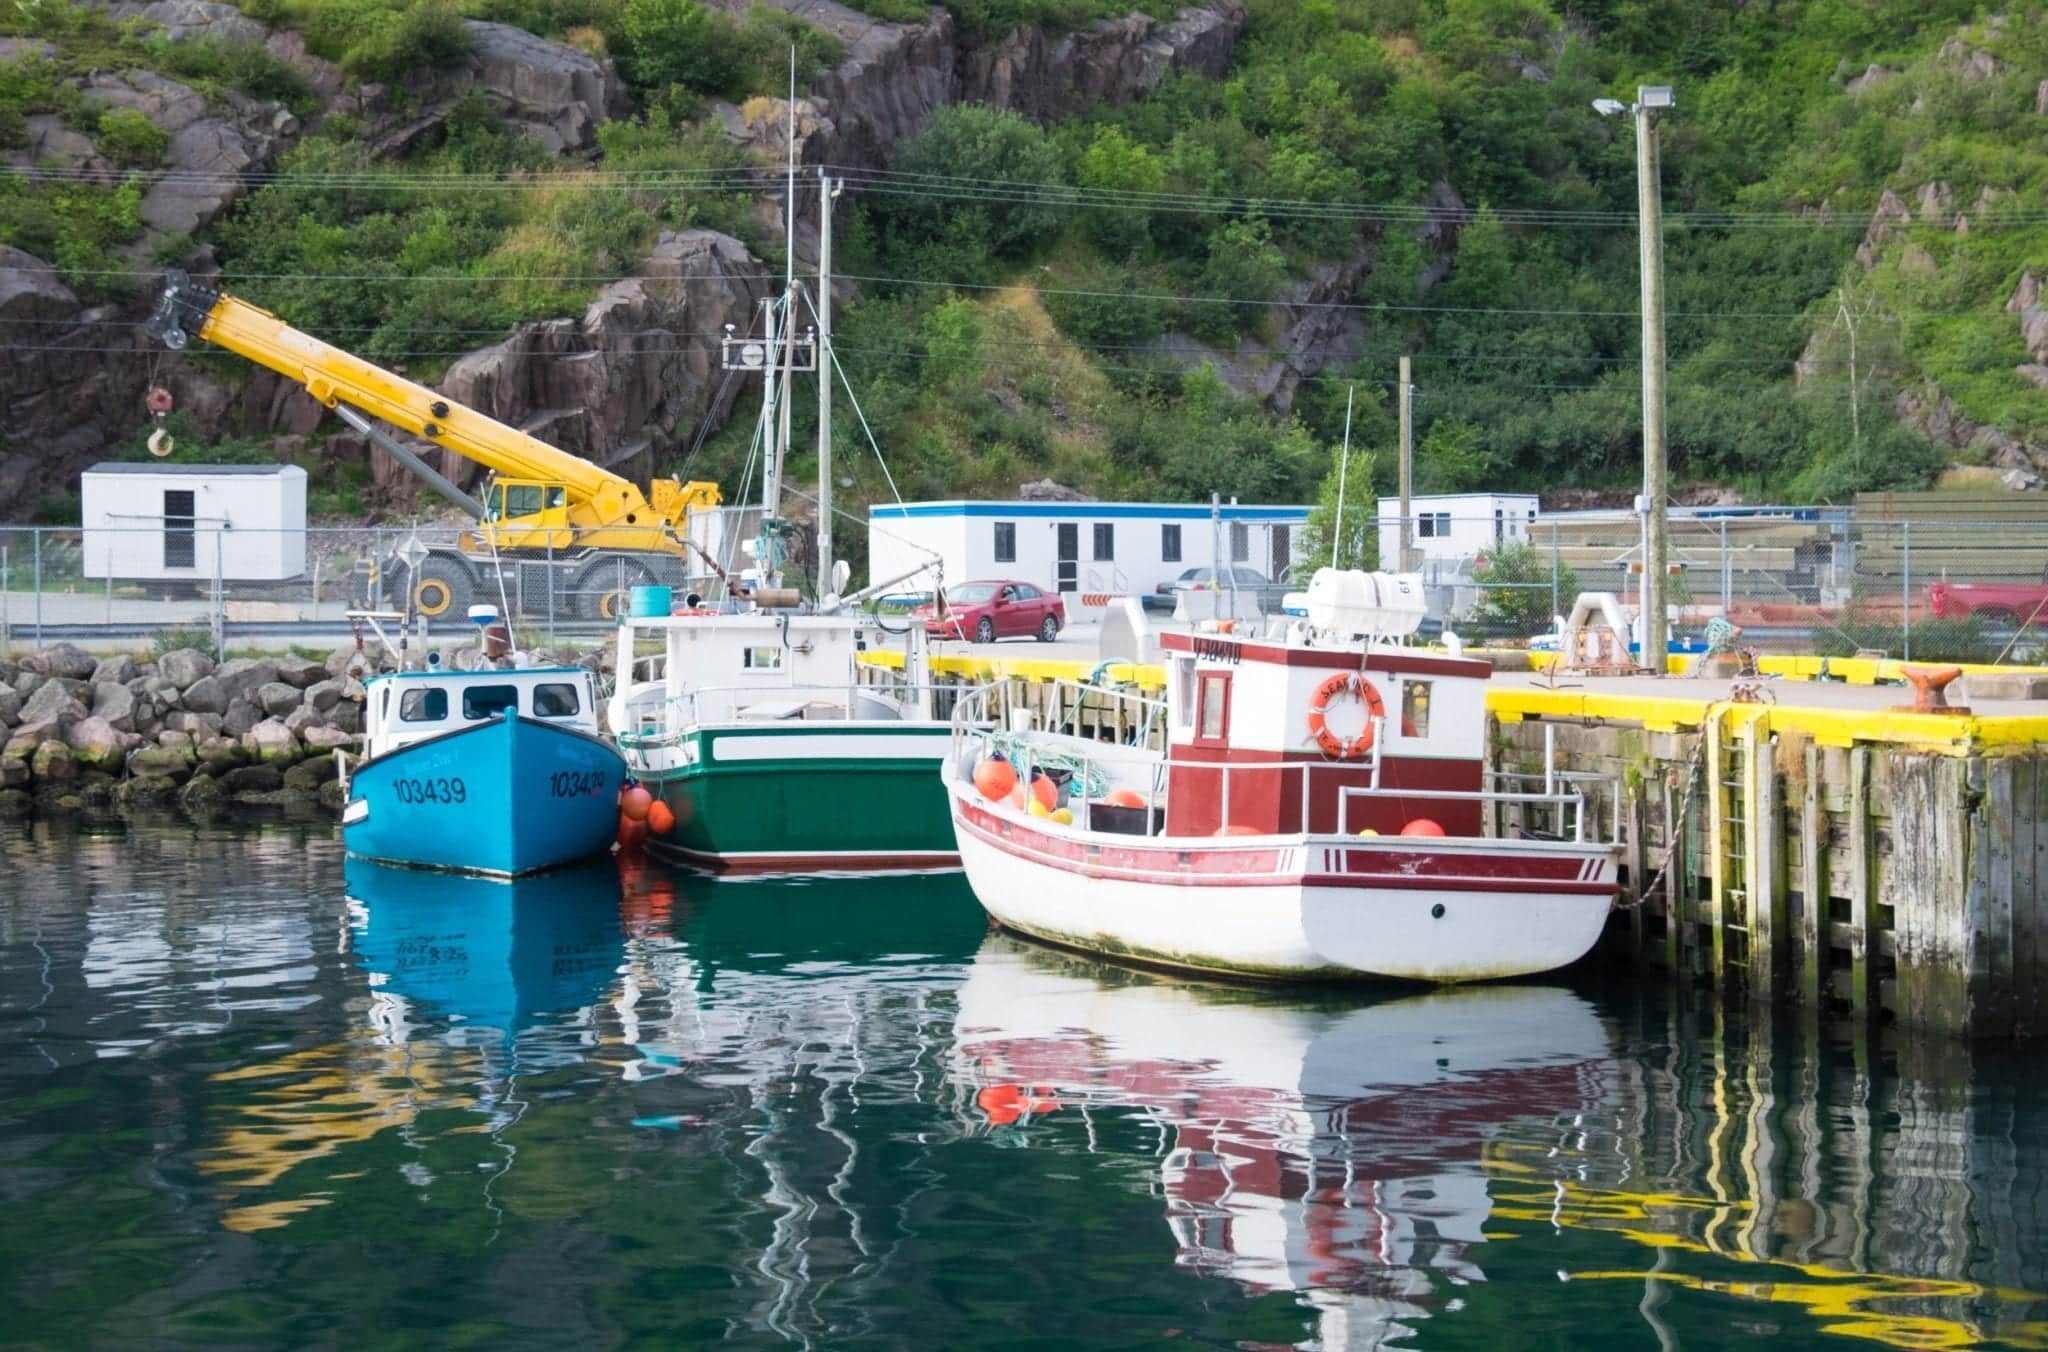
[
  {"left": 1402, "top": 680, "right": 1431, "bottom": 739},
  {"left": 462, "top": 685, "right": 519, "bottom": 720},
  {"left": 532, "top": 683, "right": 580, "bottom": 717},
  {"left": 400, "top": 688, "right": 447, "bottom": 722}
]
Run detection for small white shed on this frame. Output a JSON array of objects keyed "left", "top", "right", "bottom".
[
  {"left": 81, "top": 463, "right": 308, "bottom": 581},
  {"left": 1377, "top": 492, "right": 1539, "bottom": 570}
]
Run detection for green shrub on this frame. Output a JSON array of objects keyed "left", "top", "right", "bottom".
[
  {"left": 151, "top": 624, "right": 214, "bottom": 657},
  {"left": 93, "top": 107, "right": 167, "bottom": 166},
  {"left": 617, "top": 0, "right": 839, "bottom": 100},
  {"left": 1468, "top": 542, "right": 1576, "bottom": 636}
]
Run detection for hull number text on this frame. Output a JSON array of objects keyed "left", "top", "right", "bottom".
[
  {"left": 394, "top": 777, "right": 467, "bottom": 804},
  {"left": 550, "top": 770, "right": 608, "bottom": 799}
]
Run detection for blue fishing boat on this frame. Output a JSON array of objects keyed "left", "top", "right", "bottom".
[{"left": 340, "top": 664, "right": 624, "bottom": 877}]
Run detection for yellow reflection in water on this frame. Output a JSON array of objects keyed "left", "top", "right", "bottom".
[
  {"left": 197, "top": 1038, "right": 480, "bottom": 1232},
  {"left": 1486, "top": 1144, "right": 2048, "bottom": 1350}
]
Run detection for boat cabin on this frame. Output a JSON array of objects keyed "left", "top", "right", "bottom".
[
  {"left": 363, "top": 668, "right": 603, "bottom": 758},
  {"left": 1158, "top": 572, "right": 1491, "bottom": 838},
  {"left": 609, "top": 612, "right": 918, "bottom": 733}
]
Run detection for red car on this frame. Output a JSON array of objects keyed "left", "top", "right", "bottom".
[{"left": 912, "top": 580, "right": 1065, "bottom": 643}]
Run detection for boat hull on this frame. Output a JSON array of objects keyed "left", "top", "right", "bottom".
[
  {"left": 949, "top": 785, "right": 1618, "bottom": 983},
  {"left": 344, "top": 715, "right": 624, "bottom": 877},
  {"left": 627, "top": 722, "right": 958, "bottom": 874}
]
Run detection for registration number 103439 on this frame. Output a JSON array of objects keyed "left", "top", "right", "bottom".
[{"left": 394, "top": 777, "right": 466, "bottom": 804}]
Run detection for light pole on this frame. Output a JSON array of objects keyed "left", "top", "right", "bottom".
[{"left": 1595, "top": 85, "right": 1673, "bottom": 671}]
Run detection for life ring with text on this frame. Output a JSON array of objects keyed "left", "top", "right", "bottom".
[
  {"left": 671, "top": 608, "right": 721, "bottom": 617},
  {"left": 1307, "top": 672, "right": 1384, "bottom": 759}
]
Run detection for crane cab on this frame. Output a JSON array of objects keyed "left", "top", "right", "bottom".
[{"left": 480, "top": 479, "right": 573, "bottom": 551}]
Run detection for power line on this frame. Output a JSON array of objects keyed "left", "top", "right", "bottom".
[{"left": 8, "top": 157, "right": 2047, "bottom": 232}]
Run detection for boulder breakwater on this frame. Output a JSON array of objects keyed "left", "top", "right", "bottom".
[
  {"left": 0, "top": 641, "right": 607, "bottom": 818},
  {"left": 0, "top": 643, "right": 371, "bottom": 816}
]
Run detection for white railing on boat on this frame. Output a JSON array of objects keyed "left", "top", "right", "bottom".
[
  {"left": 620, "top": 680, "right": 961, "bottom": 742},
  {"left": 946, "top": 679, "right": 1616, "bottom": 845}
]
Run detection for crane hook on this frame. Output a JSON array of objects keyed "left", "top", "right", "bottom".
[{"left": 145, "top": 385, "right": 175, "bottom": 457}]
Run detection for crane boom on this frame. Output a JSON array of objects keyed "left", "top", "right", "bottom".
[{"left": 143, "top": 271, "right": 719, "bottom": 553}]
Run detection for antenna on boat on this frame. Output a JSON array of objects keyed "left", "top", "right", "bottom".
[{"left": 1333, "top": 384, "right": 1356, "bottom": 569}]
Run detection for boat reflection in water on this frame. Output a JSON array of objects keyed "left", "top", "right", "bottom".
[
  {"left": 344, "top": 855, "right": 626, "bottom": 1060},
  {"left": 951, "top": 938, "right": 1612, "bottom": 1346}
]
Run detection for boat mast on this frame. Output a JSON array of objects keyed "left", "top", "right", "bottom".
[{"left": 816, "top": 165, "right": 840, "bottom": 602}]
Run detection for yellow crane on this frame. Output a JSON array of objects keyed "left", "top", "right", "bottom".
[{"left": 143, "top": 270, "right": 722, "bottom": 621}]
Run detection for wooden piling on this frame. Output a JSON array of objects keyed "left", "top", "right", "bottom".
[
  {"left": 1798, "top": 739, "right": 1826, "bottom": 1010},
  {"left": 1847, "top": 747, "right": 1876, "bottom": 1023}
]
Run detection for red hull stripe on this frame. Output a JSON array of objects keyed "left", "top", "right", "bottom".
[{"left": 955, "top": 805, "right": 1616, "bottom": 897}]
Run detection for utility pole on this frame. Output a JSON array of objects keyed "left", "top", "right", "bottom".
[
  {"left": 1397, "top": 355, "right": 1414, "bottom": 573},
  {"left": 1634, "top": 86, "right": 1672, "bottom": 670}
]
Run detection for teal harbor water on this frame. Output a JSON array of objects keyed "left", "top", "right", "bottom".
[{"left": 3, "top": 819, "right": 2048, "bottom": 1350}]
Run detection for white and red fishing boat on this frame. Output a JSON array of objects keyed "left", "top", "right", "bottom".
[{"left": 943, "top": 569, "right": 1622, "bottom": 982}]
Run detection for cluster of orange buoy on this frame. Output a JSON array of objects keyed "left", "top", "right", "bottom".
[
  {"left": 971, "top": 756, "right": 1078, "bottom": 825},
  {"left": 975, "top": 754, "right": 1448, "bottom": 840},
  {"left": 616, "top": 781, "right": 676, "bottom": 852}
]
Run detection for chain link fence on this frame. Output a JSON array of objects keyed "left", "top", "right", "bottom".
[
  {"left": 0, "top": 523, "right": 750, "bottom": 657},
  {"left": 1386, "top": 508, "right": 2048, "bottom": 661},
  {"left": 8, "top": 507, "right": 2048, "bottom": 664}
]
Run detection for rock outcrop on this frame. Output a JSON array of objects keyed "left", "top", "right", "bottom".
[
  {"left": 79, "top": 69, "right": 298, "bottom": 236},
  {"left": 1142, "top": 179, "right": 1468, "bottom": 412},
  {"left": 1895, "top": 383, "right": 2048, "bottom": 488},
  {"left": 104, "top": 1, "right": 269, "bottom": 45},
  {"left": 2010, "top": 270, "right": 2048, "bottom": 390},
  {"left": 438, "top": 229, "right": 773, "bottom": 479},
  {"left": 959, "top": 1, "right": 1246, "bottom": 121},
  {"left": 375, "top": 21, "right": 627, "bottom": 157}
]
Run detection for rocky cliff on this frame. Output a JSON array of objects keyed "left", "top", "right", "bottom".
[{"left": 0, "top": 0, "right": 1256, "bottom": 514}]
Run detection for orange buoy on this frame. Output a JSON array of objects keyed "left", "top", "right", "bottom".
[
  {"left": 1214, "top": 823, "right": 1264, "bottom": 836},
  {"left": 1028, "top": 775, "right": 1058, "bottom": 811},
  {"left": 617, "top": 812, "right": 648, "bottom": 850},
  {"left": 1104, "top": 787, "right": 1145, "bottom": 809},
  {"left": 1009, "top": 782, "right": 1029, "bottom": 809},
  {"left": 976, "top": 1083, "right": 1060, "bottom": 1126},
  {"left": 1400, "top": 817, "right": 1446, "bottom": 837},
  {"left": 620, "top": 784, "right": 654, "bottom": 822},
  {"left": 647, "top": 799, "right": 676, "bottom": 835},
  {"left": 973, "top": 757, "right": 1017, "bottom": 801}
]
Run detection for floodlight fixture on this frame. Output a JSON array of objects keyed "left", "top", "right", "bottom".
[
  {"left": 1591, "top": 98, "right": 1626, "bottom": 116},
  {"left": 1639, "top": 85, "right": 1674, "bottom": 109}
]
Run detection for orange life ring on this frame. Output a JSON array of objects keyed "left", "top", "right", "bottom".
[
  {"left": 1306, "top": 672, "right": 1385, "bottom": 759},
  {"left": 671, "top": 607, "right": 720, "bottom": 617}
]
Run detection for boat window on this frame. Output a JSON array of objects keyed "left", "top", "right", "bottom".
[
  {"left": 1175, "top": 658, "right": 1195, "bottom": 727},
  {"left": 1402, "top": 680, "right": 1432, "bottom": 738},
  {"left": 743, "top": 646, "right": 783, "bottom": 670},
  {"left": 532, "top": 682, "right": 580, "bottom": 718},
  {"left": 461, "top": 684, "right": 520, "bottom": 720},
  {"left": 399, "top": 687, "right": 446, "bottom": 722},
  {"left": 1197, "top": 674, "right": 1228, "bottom": 740}
]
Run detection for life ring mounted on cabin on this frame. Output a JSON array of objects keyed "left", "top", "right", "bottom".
[{"left": 1306, "top": 672, "right": 1385, "bottom": 759}]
